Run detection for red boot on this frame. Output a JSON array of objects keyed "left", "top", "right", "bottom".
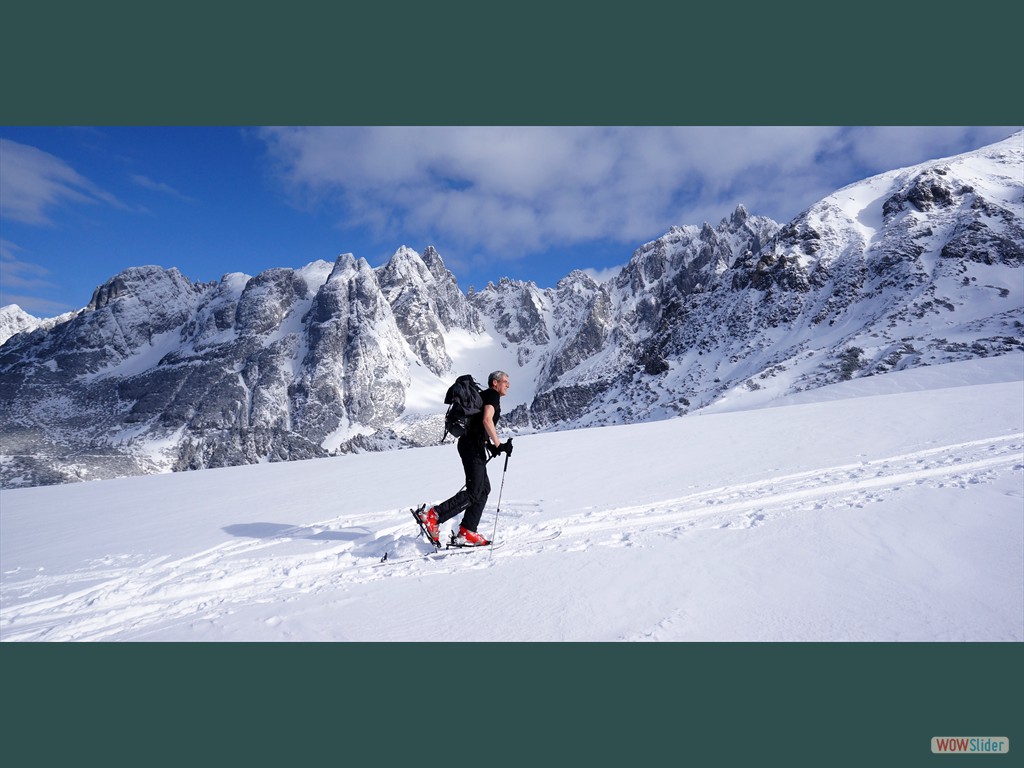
[
  {"left": 455, "top": 526, "right": 490, "bottom": 547},
  {"left": 415, "top": 506, "right": 440, "bottom": 544}
]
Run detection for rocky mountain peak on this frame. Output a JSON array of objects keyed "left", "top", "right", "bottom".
[
  {"left": 556, "top": 270, "right": 600, "bottom": 293},
  {"left": 376, "top": 246, "right": 455, "bottom": 376},
  {"left": 380, "top": 245, "right": 430, "bottom": 281},
  {"left": 86, "top": 265, "right": 196, "bottom": 311},
  {"left": 729, "top": 203, "right": 750, "bottom": 227}
]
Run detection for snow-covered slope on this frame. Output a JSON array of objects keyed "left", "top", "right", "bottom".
[{"left": 2, "top": 355, "right": 1020, "bottom": 642}]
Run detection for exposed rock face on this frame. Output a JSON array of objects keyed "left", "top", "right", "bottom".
[
  {"left": 2, "top": 132, "right": 1022, "bottom": 487},
  {"left": 0, "top": 248, "right": 483, "bottom": 485}
]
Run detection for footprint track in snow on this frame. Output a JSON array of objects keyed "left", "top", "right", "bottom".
[{"left": 2, "top": 434, "right": 1019, "bottom": 641}]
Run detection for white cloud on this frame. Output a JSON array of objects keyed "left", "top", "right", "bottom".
[
  {"left": 0, "top": 139, "right": 125, "bottom": 226},
  {"left": 257, "top": 126, "right": 1021, "bottom": 264},
  {"left": 582, "top": 265, "right": 625, "bottom": 284},
  {"left": 837, "top": 126, "right": 1015, "bottom": 174}
]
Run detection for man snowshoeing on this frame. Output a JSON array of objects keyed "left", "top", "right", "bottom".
[{"left": 416, "top": 370, "right": 511, "bottom": 546}]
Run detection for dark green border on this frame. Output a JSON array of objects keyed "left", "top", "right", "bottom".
[
  {"left": 3, "top": 3, "right": 1022, "bottom": 125},
  {"left": 2, "top": 644, "right": 1020, "bottom": 766},
  {"left": 2, "top": 4, "right": 1021, "bottom": 767}
]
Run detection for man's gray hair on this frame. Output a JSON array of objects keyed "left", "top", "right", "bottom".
[{"left": 488, "top": 370, "right": 509, "bottom": 386}]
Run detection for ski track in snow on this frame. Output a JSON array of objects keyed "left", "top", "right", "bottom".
[{"left": 2, "top": 433, "right": 1021, "bottom": 641}]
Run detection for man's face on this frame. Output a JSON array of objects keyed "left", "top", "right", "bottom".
[{"left": 493, "top": 376, "right": 510, "bottom": 396}]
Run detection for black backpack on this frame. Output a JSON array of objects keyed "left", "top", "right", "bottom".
[{"left": 442, "top": 374, "right": 484, "bottom": 442}]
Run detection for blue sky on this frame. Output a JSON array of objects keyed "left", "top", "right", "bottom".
[{"left": 1, "top": 126, "right": 1019, "bottom": 316}]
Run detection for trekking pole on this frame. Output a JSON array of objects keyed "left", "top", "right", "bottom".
[{"left": 489, "top": 448, "right": 511, "bottom": 555}]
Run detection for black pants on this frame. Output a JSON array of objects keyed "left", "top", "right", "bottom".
[{"left": 435, "top": 436, "right": 490, "bottom": 533}]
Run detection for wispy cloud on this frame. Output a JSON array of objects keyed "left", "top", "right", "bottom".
[
  {"left": 1, "top": 240, "right": 54, "bottom": 289},
  {"left": 130, "top": 174, "right": 195, "bottom": 203},
  {"left": 257, "top": 126, "right": 1020, "bottom": 267},
  {"left": 0, "top": 240, "right": 74, "bottom": 315},
  {"left": 0, "top": 138, "right": 128, "bottom": 226}
]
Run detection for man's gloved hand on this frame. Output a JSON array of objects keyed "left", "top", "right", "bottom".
[{"left": 487, "top": 439, "right": 513, "bottom": 458}]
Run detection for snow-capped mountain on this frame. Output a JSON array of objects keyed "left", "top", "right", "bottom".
[
  {"left": 0, "top": 305, "right": 78, "bottom": 346},
  {"left": 0, "top": 306, "right": 39, "bottom": 347},
  {"left": 506, "top": 131, "right": 1023, "bottom": 428},
  {"left": 1, "top": 132, "right": 1021, "bottom": 488}
]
